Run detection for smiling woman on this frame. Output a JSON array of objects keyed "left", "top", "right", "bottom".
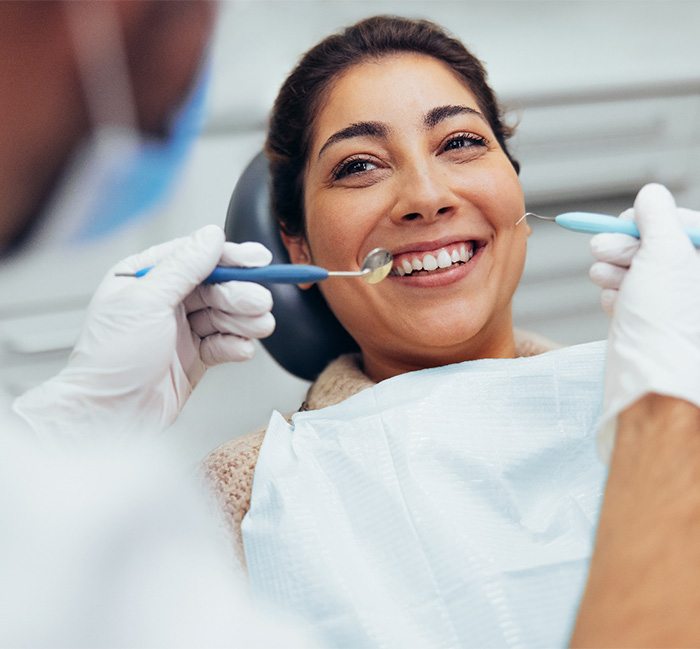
[{"left": 206, "top": 15, "right": 605, "bottom": 649}]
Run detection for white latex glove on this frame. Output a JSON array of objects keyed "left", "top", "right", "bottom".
[
  {"left": 13, "top": 225, "right": 274, "bottom": 438},
  {"left": 590, "top": 184, "right": 700, "bottom": 461},
  {"left": 590, "top": 204, "right": 700, "bottom": 315}
]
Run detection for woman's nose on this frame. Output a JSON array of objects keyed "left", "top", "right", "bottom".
[{"left": 390, "top": 165, "right": 458, "bottom": 224}]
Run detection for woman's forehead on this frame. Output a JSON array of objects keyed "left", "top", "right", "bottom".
[{"left": 310, "top": 53, "right": 483, "bottom": 149}]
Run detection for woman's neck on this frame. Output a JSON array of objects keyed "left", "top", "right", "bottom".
[{"left": 361, "top": 320, "right": 517, "bottom": 383}]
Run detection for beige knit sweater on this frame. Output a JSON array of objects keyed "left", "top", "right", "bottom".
[{"left": 204, "top": 329, "right": 559, "bottom": 563}]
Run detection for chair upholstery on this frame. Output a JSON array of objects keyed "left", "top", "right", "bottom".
[{"left": 224, "top": 151, "right": 359, "bottom": 381}]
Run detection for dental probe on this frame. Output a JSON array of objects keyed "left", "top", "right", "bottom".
[
  {"left": 115, "top": 247, "right": 394, "bottom": 285},
  {"left": 522, "top": 212, "right": 700, "bottom": 247}
]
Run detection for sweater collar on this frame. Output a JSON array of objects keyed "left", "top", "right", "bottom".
[{"left": 302, "top": 328, "right": 559, "bottom": 412}]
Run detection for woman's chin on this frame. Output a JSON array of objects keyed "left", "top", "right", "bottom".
[{"left": 396, "top": 317, "right": 490, "bottom": 356}]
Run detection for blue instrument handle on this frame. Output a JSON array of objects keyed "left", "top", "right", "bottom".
[
  {"left": 556, "top": 212, "right": 700, "bottom": 247},
  {"left": 133, "top": 264, "right": 330, "bottom": 284}
]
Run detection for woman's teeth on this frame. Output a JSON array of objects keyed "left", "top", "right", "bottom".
[{"left": 392, "top": 243, "right": 475, "bottom": 277}]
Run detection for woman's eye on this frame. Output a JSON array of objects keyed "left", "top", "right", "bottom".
[
  {"left": 333, "top": 157, "right": 378, "bottom": 180},
  {"left": 442, "top": 133, "right": 488, "bottom": 153}
]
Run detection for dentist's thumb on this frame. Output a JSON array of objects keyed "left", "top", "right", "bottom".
[
  {"left": 634, "top": 183, "right": 692, "bottom": 256},
  {"left": 142, "top": 225, "right": 226, "bottom": 308}
]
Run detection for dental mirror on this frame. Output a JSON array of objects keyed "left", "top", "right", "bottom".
[{"left": 328, "top": 247, "right": 394, "bottom": 284}]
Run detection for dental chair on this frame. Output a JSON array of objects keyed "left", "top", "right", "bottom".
[{"left": 224, "top": 152, "right": 359, "bottom": 381}]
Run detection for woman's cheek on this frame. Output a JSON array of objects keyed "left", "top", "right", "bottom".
[
  {"left": 313, "top": 201, "right": 387, "bottom": 260},
  {"left": 469, "top": 160, "right": 524, "bottom": 220},
  {"left": 304, "top": 198, "right": 353, "bottom": 258}
]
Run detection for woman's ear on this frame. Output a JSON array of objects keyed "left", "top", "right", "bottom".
[{"left": 280, "top": 231, "right": 314, "bottom": 289}]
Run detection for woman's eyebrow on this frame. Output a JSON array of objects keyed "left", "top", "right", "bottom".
[
  {"left": 317, "top": 121, "right": 390, "bottom": 158},
  {"left": 424, "top": 105, "right": 486, "bottom": 129}
]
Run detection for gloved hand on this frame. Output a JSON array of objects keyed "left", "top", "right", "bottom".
[
  {"left": 589, "top": 184, "right": 700, "bottom": 461},
  {"left": 13, "top": 225, "right": 275, "bottom": 438},
  {"left": 589, "top": 203, "right": 700, "bottom": 315}
]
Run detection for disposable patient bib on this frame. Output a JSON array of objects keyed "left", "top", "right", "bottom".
[{"left": 243, "top": 341, "right": 607, "bottom": 649}]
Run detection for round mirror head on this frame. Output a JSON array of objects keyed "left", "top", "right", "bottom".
[{"left": 361, "top": 247, "right": 393, "bottom": 284}]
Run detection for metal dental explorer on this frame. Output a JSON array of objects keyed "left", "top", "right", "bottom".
[
  {"left": 115, "top": 247, "right": 394, "bottom": 285},
  {"left": 515, "top": 211, "right": 700, "bottom": 247}
]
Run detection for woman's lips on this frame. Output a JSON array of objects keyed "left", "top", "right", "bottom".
[{"left": 388, "top": 240, "right": 485, "bottom": 288}]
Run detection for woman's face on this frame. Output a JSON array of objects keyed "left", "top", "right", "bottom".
[{"left": 287, "top": 53, "right": 529, "bottom": 381}]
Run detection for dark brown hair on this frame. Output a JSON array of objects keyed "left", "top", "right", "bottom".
[{"left": 266, "top": 15, "right": 520, "bottom": 237}]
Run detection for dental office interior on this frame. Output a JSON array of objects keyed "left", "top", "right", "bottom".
[{"left": 1, "top": 0, "right": 699, "bottom": 462}]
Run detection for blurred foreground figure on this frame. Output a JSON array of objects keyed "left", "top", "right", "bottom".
[
  {"left": 0, "top": 2, "right": 308, "bottom": 646},
  {"left": 0, "top": 434, "right": 309, "bottom": 647}
]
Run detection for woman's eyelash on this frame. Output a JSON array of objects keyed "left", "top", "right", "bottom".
[
  {"left": 332, "top": 156, "right": 377, "bottom": 180},
  {"left": 442, "top": 132, "right": 489, "bottom": 152}
]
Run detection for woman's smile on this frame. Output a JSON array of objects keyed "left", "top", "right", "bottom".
[{"left": 387, "top": 239, "right": 487, "bottom": 288}]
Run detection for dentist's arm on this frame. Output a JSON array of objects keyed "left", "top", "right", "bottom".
[
  {"left": 571, "top": 184, "right": 700, "bottom": 647},
  {"left": 13, "top": 225, "right": 275, "bottom": 437},
  {"left": 571, "top": 395, "right": 700, "bottom": 648}
]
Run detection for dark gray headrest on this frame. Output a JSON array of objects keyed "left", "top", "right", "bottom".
[{"left": 224, "top": 151, "right": 359, "bottom": 381}]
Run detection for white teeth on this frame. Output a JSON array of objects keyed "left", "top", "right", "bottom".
[
  {"left": 437, "top": 250, "right": 452, "bottom": 269},
  {"left": 422, "top": 254, "right": 438, "bottom": 271},
  {"left": 393, "top": 242, "right": 478, "bottom": 277}
]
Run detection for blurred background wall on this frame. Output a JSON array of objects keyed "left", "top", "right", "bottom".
[{"left": 1, "top": 0, "right": 699, "bottom": 460}]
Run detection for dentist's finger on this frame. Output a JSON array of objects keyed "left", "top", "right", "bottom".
[
  {"left": 219, "top": 241, "right": 273, "bottom": 267},
  {"left": 188, "top": 308, "right": 276, "bottom": 340},
  {"left": 184, "top": 282, "right": 273, "bottom": 316},
  {"left": 618, "top": 207, "right": 634, "bottom": 221},
  {"left": 199, "top": 334, "right": 256, "bottom": 365},
  {"left": 590, "top": 233, "right": 639, "bottom": 267},
  {"left": 589, "top": 261, "right": 627, "bottom": 290}
]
